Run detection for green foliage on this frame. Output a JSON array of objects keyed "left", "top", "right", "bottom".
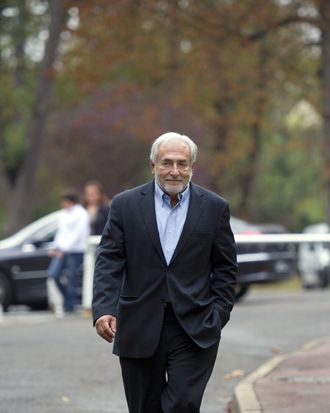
[
  {"left": 33, "top": 167, "right": 65, "bottom": 219},
  {"left": 3, "top": 123, "right": 26, "bottom": 168},
  {"left": 0, "top": 0, "right": 47, "bottom": 178},
  {"left": 251, "top": 128, "right": 325, "bottom": 230}
]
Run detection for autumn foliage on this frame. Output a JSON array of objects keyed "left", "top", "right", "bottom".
[{"left": 0, "top": 0, "right": 329, "bottom": 234}]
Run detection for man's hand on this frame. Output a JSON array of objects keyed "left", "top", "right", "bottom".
[
  {"left": 48, "top": 249, "right": 64, "bottom": 258},
  {"left": 95, "top": 315, "right": 117, "bottom": 343}
]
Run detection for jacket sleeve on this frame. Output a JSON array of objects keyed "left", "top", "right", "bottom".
[
  {"left": 92, "top": 195, "right": 125, "bottom": 324},
  {"left": 210, "top": 202, "right": 237, "bottom": 329}
]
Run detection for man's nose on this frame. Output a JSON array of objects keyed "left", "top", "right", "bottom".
[{"left": 169, "top": 164, "right": 180, "bottom": 175}]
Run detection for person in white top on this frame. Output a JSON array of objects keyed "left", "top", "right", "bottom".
[{"left": 47, "top": 190, "right": 90, "bottom": 315}]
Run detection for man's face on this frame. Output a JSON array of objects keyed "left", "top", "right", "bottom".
[{"left": 151, "top": 139, "right": 194, "bottom": 196}]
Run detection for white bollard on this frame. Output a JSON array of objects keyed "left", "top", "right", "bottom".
[{"left": 47, "top": 278, "right": 64, "bottom": 318}]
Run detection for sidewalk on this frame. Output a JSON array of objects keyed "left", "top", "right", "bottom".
[{"left": 232, "top": 337, "right": 330, "bottom": 413}]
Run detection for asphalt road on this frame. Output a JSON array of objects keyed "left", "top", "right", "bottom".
[{"left": 1, "top": 288, "right": 330, "bottom": 413}]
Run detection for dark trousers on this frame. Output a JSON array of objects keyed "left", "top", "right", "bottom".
[{"left": 119, "top": 304, "right": 219, "bottom": 413}]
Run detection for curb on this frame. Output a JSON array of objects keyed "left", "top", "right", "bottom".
[{"left": 231, "top": 338, "right": 329, "bottom": 413}]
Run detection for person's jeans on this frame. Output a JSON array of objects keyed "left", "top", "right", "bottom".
[{"left": 48, "top": 253, "right": 83, "bottom": 312}]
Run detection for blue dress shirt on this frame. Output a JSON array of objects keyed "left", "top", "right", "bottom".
[{"left": 154, "top": 181, "right": 190, "bottom": 265}]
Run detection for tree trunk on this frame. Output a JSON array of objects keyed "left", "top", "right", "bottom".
[
  {"left": 237, "top": 44, "right": 269, "bottom": 217},
  {"left": 4, "top": 0, "right": 66, "bottom": 235},
  {"left": 321, "top": 0, "right": 330, "bottom": 225}
]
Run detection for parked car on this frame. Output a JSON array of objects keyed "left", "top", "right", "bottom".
[
  {"left": 0, "top": 211, "right": 61, "bottom": 311},
  {"left": 0, "top": 212, "right": 296, "bottom": 310},
  {"left": 231, "top": 217, "right": 296, "bottom": 300},
  {"left": 297, "top": 223, "right": 330, "bottom": 289}
]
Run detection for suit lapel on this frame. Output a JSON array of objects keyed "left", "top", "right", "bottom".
[
  {"left": 169, "top": 183, "right": 205, "bottom": 265},
  {"left": 138, "top": 181, "right": 167, "bottom": 265}
]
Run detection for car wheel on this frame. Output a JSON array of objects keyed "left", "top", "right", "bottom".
[
  {"left": 235, "top": 283, "right": 250, "bottom": 301},
  {"left": 0, "top": 272, "right": 13, "bottom": 312}
]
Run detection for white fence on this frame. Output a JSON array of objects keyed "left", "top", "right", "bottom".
[
  {"left": 82, "top": 233, "right": 330, "bottom": 310},
  {"left": 82, "top": 236, "right": 101, "bottom": 310}
]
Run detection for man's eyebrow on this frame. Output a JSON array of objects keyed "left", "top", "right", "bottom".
[{"left": 161, "top": 157, "right": 187, "bottom": 161}]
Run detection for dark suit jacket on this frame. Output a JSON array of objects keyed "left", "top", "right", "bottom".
[{"left": 92, "top": 181, "right": 237, "bottom": 358}]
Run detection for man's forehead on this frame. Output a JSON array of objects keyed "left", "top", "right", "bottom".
[{"left": 158, "top": 139, "right": 190, "bottom": 154}]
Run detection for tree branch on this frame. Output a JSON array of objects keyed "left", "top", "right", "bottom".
[{"left": 246, "top": 15, "right": 321, "bottom": 42}]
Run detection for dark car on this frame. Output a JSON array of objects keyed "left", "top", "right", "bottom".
[
  {"left": 231, "top": 217, "right": 296, "bottom": 300},
  {"left": 0, "top": 212, "right": 296, "bottom": 310},
  {"left": 0, "top": 212, "right": 61, "bottom": 311}
]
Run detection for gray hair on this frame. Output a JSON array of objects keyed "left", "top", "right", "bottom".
[{"left": 150, "top": 132, "right": 198, "bottom": 164}]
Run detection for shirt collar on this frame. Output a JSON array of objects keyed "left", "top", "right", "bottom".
[{"left": 154, "top": 180, "right": 190, "bottom": 207}]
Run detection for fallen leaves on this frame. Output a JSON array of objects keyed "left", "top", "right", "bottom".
[
  {"left": 61, "top": 395, "right": 70, "bottom": 403},
  {"left": 271, "top": 346, "right": 282, "bottom": 354},
  {"left": 224, "top": 369, "right": 245, "bottom": 380}
]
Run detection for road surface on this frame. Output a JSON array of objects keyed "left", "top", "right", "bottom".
[{"left": 1, "top": 288, "right": 329, "bottom": 413}]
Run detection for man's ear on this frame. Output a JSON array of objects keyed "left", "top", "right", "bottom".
[{"left": 150, "top": 160, "right": 155, "bottom": 175}]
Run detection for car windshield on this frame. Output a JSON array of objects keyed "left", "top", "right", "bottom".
[{"left": 0, "top": 211, "right": 61, "bottom": 249}]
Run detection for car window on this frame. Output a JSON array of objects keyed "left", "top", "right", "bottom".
[
  {"left": 0, "top": 211, "right": 60, "bottom": 248},
  {"left": 31, "top": 228, "right": 56, "bottom": 244},
  {"left": 25, "top": 224, "right": 58, "bottom": 246}
]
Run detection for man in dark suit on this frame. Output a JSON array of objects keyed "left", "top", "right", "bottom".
[{"left": 92, "top": 132, "right": 237, "bottom": 413}]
